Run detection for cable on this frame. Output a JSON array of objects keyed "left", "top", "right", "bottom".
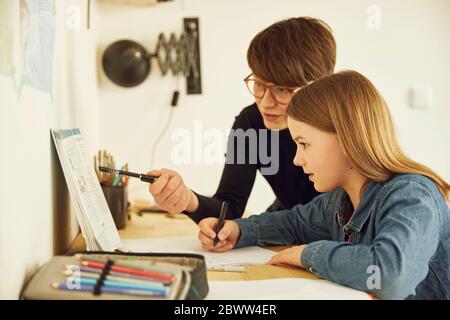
[
  {"left": 128, "top": 78, "right": 181, "bottom": 197},
  {"left": 150, "top": 74, "right": 181, "bottom": 168},
  {"left": 149, "top": 94, "right": 176, "bottom": 169}
]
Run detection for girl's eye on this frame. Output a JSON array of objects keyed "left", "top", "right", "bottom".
[{"left": 298, "top": 142, "right": 309, "bottom": 150}]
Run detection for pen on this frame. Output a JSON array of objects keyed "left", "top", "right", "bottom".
[
  {"left": 99, "top": 166, "right": 158, "bottom": 184},
  {"left": 214, "top": 201, "right": 229, "bottom": 247}
]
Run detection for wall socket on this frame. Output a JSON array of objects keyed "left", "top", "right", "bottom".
[{"left": 184, "top": 17, "right": 202, "bottom": 94}]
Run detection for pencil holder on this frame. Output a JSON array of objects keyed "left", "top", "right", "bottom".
[{"left": 101, "top": 185, "right": 129, "bottom": 229}]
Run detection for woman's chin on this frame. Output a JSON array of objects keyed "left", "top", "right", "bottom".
[{"left": 263, "top": 120, "right": 287, "bottom": 130}]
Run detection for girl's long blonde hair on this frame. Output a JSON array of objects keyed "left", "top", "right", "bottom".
[{"left": 287, "top": 70, "right": 449, "bottom": 201}]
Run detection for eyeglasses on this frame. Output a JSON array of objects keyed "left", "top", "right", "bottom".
[{"left": 244, "top": 74, "right": 300, "bottom": 105}]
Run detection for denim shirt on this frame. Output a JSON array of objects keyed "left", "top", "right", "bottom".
[{"left": 235, "top": 174, "right": 450, "bottom": 300}]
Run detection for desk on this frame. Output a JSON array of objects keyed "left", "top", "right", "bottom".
[{"left": 67, "top": 212, "right": 319, "bottom": 282}]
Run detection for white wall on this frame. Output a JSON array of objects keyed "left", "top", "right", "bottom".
[
  {"left": 0, "top": 0, "right": 98, "bottom": 299},
  {"left": 0, "top": 78, "right": 54, "bottom": 299},
  {"left": 96, "top": 0, "right": 450, "bottom": 214},
  {"left": 0, "top": 0, "right": 55, "bottom": 299}
]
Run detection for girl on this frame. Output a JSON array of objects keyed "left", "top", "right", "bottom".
[
  {"left": 147, "top": 17, "right": 336, "bottom": 222},
  {"left": 198, "top": 70, "right": 450, "bottom": 300}
]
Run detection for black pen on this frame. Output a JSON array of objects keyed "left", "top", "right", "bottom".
[
  {"left": 214, "top": 201, "right": 229, "bottom": 247},
  {"left": 98, "top": 166, "right": 158, "bottom": 183}
]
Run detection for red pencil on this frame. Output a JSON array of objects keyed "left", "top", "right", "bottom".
[{"left": 80, "top": 260, "right": 175, "bottom": 283}]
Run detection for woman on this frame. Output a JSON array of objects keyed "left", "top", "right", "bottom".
[
  {"left": 197, "top": 70, "right": 450, "bottom": 300},
  {"left": 148, "top": 17, "right": 336, "bottom": 222}
]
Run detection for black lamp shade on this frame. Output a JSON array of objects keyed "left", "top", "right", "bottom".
[{"left": 102, "top": 40, "right": 151, "bottom": 88}]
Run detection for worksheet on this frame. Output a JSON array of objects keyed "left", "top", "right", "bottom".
[{"left": 121, "top": 236, "right": 276, "bottom": 267}]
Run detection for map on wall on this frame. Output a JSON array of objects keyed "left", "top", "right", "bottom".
[
  {"left": 18, "top": 0, "right": 56, "bottom": 96},
  {"left": 0, "top": 0, "right": 56, "bottom": 96}
]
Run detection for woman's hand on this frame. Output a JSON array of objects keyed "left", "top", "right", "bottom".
[
  {"left": 198, "top": 218, "right": 241, "bottom": 253},
  {"left": 268, "top": 245, "right": 308, "bottom": 268},
  {"left": 148, "top": 168, "right": 199, "bottom": 214}
]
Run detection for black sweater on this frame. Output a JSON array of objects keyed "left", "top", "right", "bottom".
[{"left": 187, "top": 103, "right": 320, "bottom": 223}]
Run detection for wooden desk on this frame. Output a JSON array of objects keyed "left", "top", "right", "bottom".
[{"left": 67, "top": 212, "right": 319, "bottom": 282}]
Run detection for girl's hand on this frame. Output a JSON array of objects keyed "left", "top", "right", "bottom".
[
  {"left": 198, "top": 218, "right": 241, "bottom": 253},
  {"left": 268, "top": 245, "right": 308, "bottom": 268}
]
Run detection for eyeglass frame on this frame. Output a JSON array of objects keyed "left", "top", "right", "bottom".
[{"left": 243, "top": 73, "right": 301, "bottom": 105}]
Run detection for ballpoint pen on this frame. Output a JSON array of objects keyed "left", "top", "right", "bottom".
[
  {"left": 99, "top": 166, "right": 158, "bottom": 184},
  {"left": 214, "top": 201, "right": 229, "bottom": 247}
]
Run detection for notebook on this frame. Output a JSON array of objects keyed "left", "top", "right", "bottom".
[{"left": 51, "top": 128, "right": 121, "bottom": 251}]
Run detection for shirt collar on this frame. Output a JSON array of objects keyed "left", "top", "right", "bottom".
[{"left": 335, "top": 181, "right": 380, "bottom": 233}]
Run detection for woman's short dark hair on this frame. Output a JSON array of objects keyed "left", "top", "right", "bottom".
[{"left": 247, "top": 17, "right": 336, "bottom": 87}]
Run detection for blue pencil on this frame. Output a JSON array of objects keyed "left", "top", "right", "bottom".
[
  {"left": 67, "top": 277, "right": 168, "bottom": 294},
  {"left": 52, "top": 282, "right": 166, "bottom": 297}
]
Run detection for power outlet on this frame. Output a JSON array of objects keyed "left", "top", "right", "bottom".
[{"left": 184, "top": 17, "right": 202, "bottom": 94}]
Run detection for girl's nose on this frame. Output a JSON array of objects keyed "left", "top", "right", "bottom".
[
  {"left": 293, "top": 148, "right": 306, "bottom": 167},
  {"left": 293, "top": 155, "right": 306, "bottom": 167}
]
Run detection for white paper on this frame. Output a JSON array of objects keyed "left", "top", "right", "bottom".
[
  {"left": 206, "top": 278, "right": 372, "bottom": 300},
  {"left": 51, "top": 129, "right": 122, "bottom": 251},
  {"left": 121, "top": 236, "right": 276, "bottom": 267}
]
